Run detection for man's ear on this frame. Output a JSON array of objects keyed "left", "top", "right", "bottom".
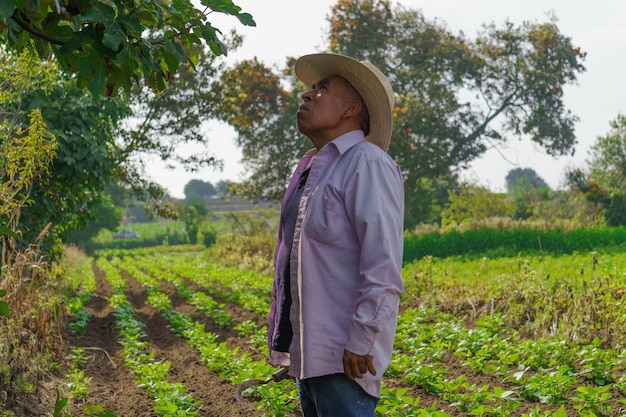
[{"left": 343, "top": 99, "right": 363, "bottom": 118}]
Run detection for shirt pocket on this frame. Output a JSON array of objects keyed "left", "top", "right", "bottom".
[{"left": 304, "top": 188, "right": 351, "bottom": 246}]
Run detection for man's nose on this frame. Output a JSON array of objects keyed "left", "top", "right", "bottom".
[{"left": 301, "top": 89, "right": 314, "bottom": 100}]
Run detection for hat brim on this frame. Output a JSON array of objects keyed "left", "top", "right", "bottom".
[{"left": 295, "top": 54, "right": 394, "bottom": 152}]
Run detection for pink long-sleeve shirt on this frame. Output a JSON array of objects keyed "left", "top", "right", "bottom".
[{"left": 268, "top": 130, "right": 404, "bottom": 398}]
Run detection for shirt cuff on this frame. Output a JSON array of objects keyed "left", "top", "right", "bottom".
[
  {"left": 269, "top": 350, "right": 290, "bottom": 367},
  {"left": 345, "top": 323, "right": 376, "bottom": 356}
]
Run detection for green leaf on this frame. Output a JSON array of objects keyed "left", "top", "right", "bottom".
[
  {"left": 53, "top": 391, "right": 68, "bottom": 416},
  {"left": 0, "top": 225, "right": 17, "bottom": 238},
  {"left": 102, "top": 23, "right": 126, "bottom": 52},
  {"left": 235, "top": 12, "right": 255, "bottom": 27},
  {"left": 77, "top": 55, "right": 96, "bottom": 78},
  {"left": 162, "top": 50, "right": 179, "bottom": 73},
  {"left": 0, "top": 0, "right": 16, "bottom": 19},
  {"left": 82, "top": 1, "right": 115, "bottom": 22},
  {"left": 0, "top": 302, "right": 8, "bottom": 316},
  {"left": 200, "top": 0, "right": 240, "bottom": 14}
]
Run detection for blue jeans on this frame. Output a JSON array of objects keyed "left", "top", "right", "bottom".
[{"left": 297, "top": 373, "right": 378, "bottom": 417}]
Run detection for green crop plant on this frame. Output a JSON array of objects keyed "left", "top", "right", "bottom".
[
  {"left": 515, "top": 365, "right": 575, "bottom": 405},
  {"left": 572, "top": 385, "right": 613, "bottom": 416},
  {"left": 65, "top": 348, "right": 92, "bottom": 399}
]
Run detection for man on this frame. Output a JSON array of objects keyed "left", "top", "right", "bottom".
[{"left": 268, "top": 53, "right": 404, "bottom": 417}]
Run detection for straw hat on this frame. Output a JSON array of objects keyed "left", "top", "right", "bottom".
[{"left": 295, "top": 53, "right": 394, "bottom": 152}]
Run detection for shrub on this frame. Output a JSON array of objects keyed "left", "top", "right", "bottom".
[{"left": 199, "top": 225, "right": 218, "bottom": 248}]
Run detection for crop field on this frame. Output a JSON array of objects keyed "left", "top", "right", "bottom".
[{"left": 63, "top": 246, "right": 626, "bottom": 416}]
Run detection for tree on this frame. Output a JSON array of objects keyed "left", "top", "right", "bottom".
[
  {"left": 184, "top": 179, "right": 217, "bottom": 200},
  {"left": 404, "top": 174, "right": 458, "bottom": 229},
  {"left": 3, "top": 34, "right": 246, "bottom": 249},
  {"left": 582, "top": 114, "right": 626, "bottom": 226},
  {"left": 12, "top": 57, "right": 129, "bottom": 248},
  {"left": 1, "top": 47, "right": 62, "bottom": 252},
  {"left": 328, "top": 0, "right": 585, "bottom": 228},
  {"left": 588, "top": 114, "right": 626, "bottom": 192},
  {"left": 215, "top": 180, "right": 231, "bottom": 196},
  {"left": 213, "top": 58, "right": 307, "bottom": 201},
  {"left": 216, "top": 1, "right": 585, "bottom": 229},
  {"left": 66, "top": 194, "right": 122, "bottom": 245},
  {"left": 0, "top": 0, "right": 255, "bottom": 96},
  {"left": 441, "top": 183, "right": 514, "bottom": 229},
  {"left": 505, "top": 167, "right": 550, "bottom": 219},
  {"left": 505, "top": 168, "right": 550, "bottom": 193},
  {"left": 117, "top": 43, "right": 240, "bottom": 214}
]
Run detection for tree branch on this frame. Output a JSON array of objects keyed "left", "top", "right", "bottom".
[{"left": 12, "top": 14, "right": 65, "bottom": 46}]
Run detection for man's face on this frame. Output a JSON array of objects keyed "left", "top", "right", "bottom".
[{"left": 296, "top": 75, "right": 359, "bottom": 142}]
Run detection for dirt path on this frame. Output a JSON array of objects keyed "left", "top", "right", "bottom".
[{"left": 64, "top": 262, "right": 267, "bottom": 416}]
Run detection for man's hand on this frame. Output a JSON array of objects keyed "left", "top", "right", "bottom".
[{"left": 343, "top": 349, "right": 377, "bottom": 380}]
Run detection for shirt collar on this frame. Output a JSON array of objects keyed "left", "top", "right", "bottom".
[{"left": 327, "top": 130, "right": 366, "bottom": 155}]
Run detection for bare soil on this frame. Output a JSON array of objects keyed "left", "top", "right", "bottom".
[
  {"left": 63, "top": 262, "right": 268, "bottom": 416},
  {"left": 5, "top": 258, "right": 621, "bottom": 416}
]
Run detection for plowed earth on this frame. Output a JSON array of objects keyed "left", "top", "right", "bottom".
[
  {"left": 65, "top": 263, "right": 271, "bottom": 416},
  {"left": 8, "top": 258, "right": 613, "bottom": 416}
]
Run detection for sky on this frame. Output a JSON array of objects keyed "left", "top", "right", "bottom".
[{"left": 147, "top": 0, "right": 626, "bottom": 199}]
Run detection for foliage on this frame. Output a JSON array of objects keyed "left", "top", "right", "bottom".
[
  {"left": 215, "top": 1, "right": 585, "bottom": 229},
  {"left": 441, "top": 183, "right": 514, "bottom": 228},
  {"left": 525, "top": 190, "right": 604, "bottom": 228},
  {"left": 0, "top": 0, "right": 255, "bottom": 97},
  {"left": 505, "top": 169, "right": 551, "bottom": 220},
  {"left": 117, "top": 44, "right": 243, "bottom": 214},
  {"left": 214, "top": 57, "right": 306, "bottom": 202},
  {"left": 198, "top": 224, "right": 218, "bottom": 248},
  {"left": 572, "top": 113, "right": 626, "bottom": 227},
  {"left": 404, "top": 174, "right": 458, "bottom": 229},
  {"left": 178, "top": 197, "right": 208, "bottom": 244},
  {"left": 66, "top": 194, "right": 123, "bottom": 247},
  {"left": 506, "top": 168, "right": 550, "bottom": 192},
  {"left": 0, "top": 288, "right": 8, "bottom": 316},
  {"left": 326, "top": 0, "right": 585, "bottom": 228},
  {"left": 0, "top": 48, "right": 57, "bottom": 249},
  {"left": 203, "top": 209, "right": 279, "bottom": 275},
  {"left": 3, "top": 42, "right": 240, "bottom": 250},
  {"left": 0, "top": 45, "right": 128, "bottom": 250},
  {"left": 1, "top": 9, "right": 254, "bottom": 249},
  {"left": 588, "top": 114, "right": 626, "bottom": 192},
  {"left": 403, "top": 226, "right": 626, "bottom": 262},
  {"left": 184, "top": 179, "right": 217, "bottom": 200}
]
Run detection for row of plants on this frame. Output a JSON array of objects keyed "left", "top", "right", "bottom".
[
  {"left": 96, "top": 258, "right": 201, "bottom": 416},
  {"left": 389, "top": 308, "right": 626, "bottom": 416},
  {"left": 59, "top": 245, "right": 626, "bottom": 416},
  {"left": 116, "top": 251, "right": 427, "bottom": 415},
  {"left": 63, "top": 256, "right": 97, "bottom": 335},
  {"left": 402, "top": 251, "right": 626, "bottom": 348},
  {"left": 140, "top": 250, "right": 273, "bottom": 316},
  {"left": 122, "top": 248, "right": 626, "bottom": 416},
  {"left": 403, "top": 227, "right": 626, "bottom": 262},
  {"left": 128, "top": 255, "right": 233, "bottom": 328},
  {"left": 108, "top": 255, "right": 302, "bottom": 416}
]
